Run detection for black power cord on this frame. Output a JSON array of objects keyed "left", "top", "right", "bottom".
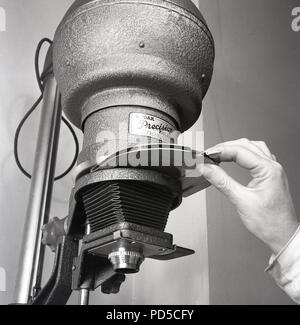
[{"left": 14, "top": 38, "right": 79, "bottom": 181}]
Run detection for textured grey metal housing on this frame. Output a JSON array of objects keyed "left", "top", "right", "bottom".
[{"left": 53, "top": 0, "right": 215, "bottom": 131}]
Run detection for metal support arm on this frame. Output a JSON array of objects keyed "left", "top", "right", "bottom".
[{"left": 14, "top": 76, "right": 62, "bottom": 304}]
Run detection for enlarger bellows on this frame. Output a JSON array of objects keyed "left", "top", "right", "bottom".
[{"left": 79, "top": 181, "right": 176, "bottom": 233}]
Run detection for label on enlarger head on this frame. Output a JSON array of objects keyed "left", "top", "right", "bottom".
[{"left": 129, "top": 113, "right": 175, "bottom": 142}]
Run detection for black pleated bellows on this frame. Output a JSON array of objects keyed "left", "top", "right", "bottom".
[{"left": 79, "top": 181, "right": 175, "bottom": 233}]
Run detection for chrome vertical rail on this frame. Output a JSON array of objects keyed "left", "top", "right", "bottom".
[
  {"left": 79, "top": 223, "right": 91, "bottom": 306},
  {"left": 14, "top": 75, "right": 62, "bottom": 304},
  {"left": 79, "top": 289, "right": 90, "bottom": 306}
]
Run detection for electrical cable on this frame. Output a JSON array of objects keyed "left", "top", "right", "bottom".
[
  {"left": 14, "top": 38, "right": 80, "bottom": 181},
  {"left": 35, "top": 38, "right": 52, "bottom": 92},
  {"left": 14, "top": 95, "right": 43, "bottom": 179}
]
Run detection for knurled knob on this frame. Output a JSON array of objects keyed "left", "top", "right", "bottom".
[{"left": 108, "top": 248, "right": 144, "bottom": 274}]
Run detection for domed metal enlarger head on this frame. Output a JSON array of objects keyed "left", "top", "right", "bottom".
[{"left": 53, "top": 0, "right": 215, "bottom": 131}]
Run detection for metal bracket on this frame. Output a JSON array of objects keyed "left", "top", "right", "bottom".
[
  {"left": 72, "top": 250, "right": 126, "bottom": 294},
  {"left": 84, "top": 222, "right": 193, "bottom": 259},
  {"left": 31, "top": 236, "right": 78, "bottom": 305}
]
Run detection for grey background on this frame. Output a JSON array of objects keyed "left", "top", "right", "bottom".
[
  {"left": 0, "top": 0, "right": 299, "bottom": 305},
  {"left": 201, "top": 0, "right": 300, "bottom": 305}
]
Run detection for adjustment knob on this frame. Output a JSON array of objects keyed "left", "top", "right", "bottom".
[
  {"left": 108, "top": 248, "right": 144, "bottom": 274},
  {"left": 42, "top": 217, "right": 67, "bottom": 252}
]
